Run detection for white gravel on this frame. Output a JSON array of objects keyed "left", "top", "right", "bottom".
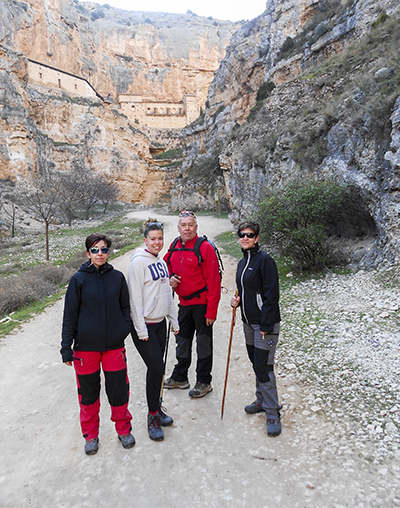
[
  {"left": 0, "top": 210, "right": 399, "bottom": 508},
  {"left": 277, "top": 266, "right": 400, "bottom": 506}
]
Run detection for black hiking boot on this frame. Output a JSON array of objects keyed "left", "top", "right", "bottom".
[{"left": 148, "top": 412, "right": 164, "bottom": 441}]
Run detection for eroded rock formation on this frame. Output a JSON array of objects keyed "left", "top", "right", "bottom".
[
  {"left": 0, "top": 0, "right": 238, "bottom": 203},
  {"left": 173, "top": 0, "right": 400, "bottom": 267}
]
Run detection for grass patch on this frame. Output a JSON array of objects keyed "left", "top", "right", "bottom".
[
  {"left": 215, "top": 230, "right": 242, "bottom": 259},
  {"left": 153, "top": 148, "right": 183, "bottom": 160},
  {"left": 0, "top": 212, "right": 144, "bottom": 333},
  {"left": 0, "top": 290, "right": 66, "bottom": 337}
]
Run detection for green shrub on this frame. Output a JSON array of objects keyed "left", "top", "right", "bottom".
[
  {"left": 90, "top": 9, "right": 105, "bottom": 21},
  {"left": 277, "top": 36, "right": 295, "bottom": 60},
  {"left": 247, "top": 100, "right": 263, "bottom": 122},
  {"left": 254, "top": 180, "right": 373, "bottom": 271},
  {"left": 256, "top": 81, "right": 276, "bottom": 101},
  {"left": 372, "top": 12, "right": 388, "bottom": 29},
  {"left": 153, "top": 148, "right": 184, "bottom": 160}
]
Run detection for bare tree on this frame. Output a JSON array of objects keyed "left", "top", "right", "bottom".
[
  {"left": 77, "top": 166, "right": 103, "bottom": 220},
  {"left": 0, "top": 179, "right": 18, "bottom": 237},
  {"left": 16, "top": 170, "right": 62, "bottom": 261},
  {"left": 98, "top": 179, "right": 119, "bottom": 214},
  {"left": 58, "top": 168, "right": 85, "bottom": 226}
]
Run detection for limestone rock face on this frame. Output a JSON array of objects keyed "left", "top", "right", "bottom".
[
  {"left": 0, "top": 0, "right": 238, "bottom": 105},
  {"left": 0, "top": 44, "right": 175, "bottom": 204},
  {"left": 173, "top": 0, "right": 400, "bottom": 267},
  {"left": 0, "top": 1, "right": 238, "bottom": 203}
]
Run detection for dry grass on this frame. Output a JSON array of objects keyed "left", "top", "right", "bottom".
[{"left": 0, "top": 265, "right": 73, "bottom": 316}]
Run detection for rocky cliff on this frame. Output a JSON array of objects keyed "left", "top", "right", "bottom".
[
  {"left": 0, "top": 0, "right": 238, "bottom": 204},
  {"left": 173, "top": 0, "right": 400, "bottom": 267},
  {"left": 0, "top": 43, "right": 171, "bottom": 203},
  {"left": 0, "top": 0, "right": 238, "bottom": 103}
]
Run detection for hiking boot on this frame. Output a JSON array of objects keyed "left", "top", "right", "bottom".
[
  {"left": 118, "top": 433, "right": 136, "bottom": 449},
  {"left": 244, "top": 401, "right": 266, "bottom": 414},
  {"left": 267, "top": 418, "right": 281, "bottom": 437},
  {"left": 163, "top": 376, "right": 190, "bottom": 390},
  {"left": 84, "top": 437, "right": 99, "bottom": 455},
  {"left": 148, "top": 412, "right": 164, "bottom": 441},
  {"left": 159, "top": 407, "right": 173, "bottom": 426},
  {"left": 189, "top": 382, "right": 213, "bottom": 398}
]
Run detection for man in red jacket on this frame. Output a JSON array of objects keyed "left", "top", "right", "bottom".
[{"left": 163, "top": 211, "right": 221, "bottom": 398}]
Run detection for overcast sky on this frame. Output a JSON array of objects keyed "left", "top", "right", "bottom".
[{"left": 98, "top": 1, "right": 267, "bottom": 22}]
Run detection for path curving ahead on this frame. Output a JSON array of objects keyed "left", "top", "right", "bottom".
[{"left": 0, "top": 210, "right": 380, "bottom": 508}]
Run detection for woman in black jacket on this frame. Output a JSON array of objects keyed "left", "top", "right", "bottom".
[
  {"left": 231, "top": 221, "right": 282, "bottom": 437},
  {"left": 61, "top": 233, "right": 135, "bottom": 455}
]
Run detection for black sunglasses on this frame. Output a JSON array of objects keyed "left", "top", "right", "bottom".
[
  {"left": 238, "top": 232, "right": 256, "bottom": 239},
  {"left": 89, "top": 246, "right": 110, "bottom": 254}
]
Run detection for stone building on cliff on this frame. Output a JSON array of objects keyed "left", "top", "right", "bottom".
[
  {"left": 27, "top": 60, "right": 102, "bottom": 100},
  {"left": 118, "top": 94, "right": 199, "bottom": 128},
  {"left": 27, "top": 60, "right": 200, "bottom": 129}
]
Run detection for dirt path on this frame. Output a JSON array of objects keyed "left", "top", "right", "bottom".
[{"left": 0, "top": 210, "right": 387, "bottom": 508}]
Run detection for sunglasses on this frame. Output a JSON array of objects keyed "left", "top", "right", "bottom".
[
  {"left": 89, "top": 246, "right": 110, "bottom": 254},
  {"left": 146, "top": 222, "right": 164, "bottom": 228},
  {"left": 179, "top": 210, "right": 196, "bottom": 218},
  {"left": 238, "top": 232, "right": 256, "bottom": 239}
]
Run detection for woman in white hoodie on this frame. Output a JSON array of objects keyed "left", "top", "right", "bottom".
[{"left": 128, "top": 221, "right": 179, "bottom": 441}]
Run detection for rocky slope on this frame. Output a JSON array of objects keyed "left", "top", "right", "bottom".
[
  {"left": 174, "top": 0, "right": 400, "bottom": 267},
  {"left": 0, "top": 0, "right": 238, "bottom": 204}
]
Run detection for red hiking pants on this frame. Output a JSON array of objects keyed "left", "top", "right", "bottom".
[{"left": 73, "top": 348, "right": 132, "bottom": 440}]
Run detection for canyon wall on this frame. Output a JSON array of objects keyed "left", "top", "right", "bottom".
[
  {"left": 0, "top": 0, "right": 239, "bottom": 203},
  {"left": 173, "top": 0, "right": 400, "bottom": 267},
  {"left": 0, "top": 0, "right": 238, "bottom": 105}
]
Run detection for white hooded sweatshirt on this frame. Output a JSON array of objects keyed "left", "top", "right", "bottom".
[{"left": 128, "top": 248, "right": 179, "bottom": 340}]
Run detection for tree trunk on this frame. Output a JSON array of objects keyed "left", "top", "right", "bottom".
[
  {"left": 11, "top": 204, "right": 15, "bottom": 238},
  {"left": 45, "top": 221, "right": 50, "bottom": 261}
]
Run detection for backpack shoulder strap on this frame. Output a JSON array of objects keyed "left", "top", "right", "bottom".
[
  {"left": 165, "top": 237, "right": 180, "bottom": 266},
  {"left": 193, "top": 236, "right": 207, "bottom": 264}
]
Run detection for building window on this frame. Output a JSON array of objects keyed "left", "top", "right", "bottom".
[
  {"left": 75, "top": 84, "right": 77, "bottom": 90},
  {"left": 39, "top": 72, "right": 42, "bottom": 79},
  {"left": 58, "top": 79, "right": 61, "bottom": 88}
]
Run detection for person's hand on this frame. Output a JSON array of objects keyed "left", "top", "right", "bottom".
[
  {"left": 64, "top": 361, "right": 73, "bottom": 366},
  {"left": 140, "top": 337, "right": 149, "bottom": 341},
  {"left": 170, "top": 275, "right": 181, "bottom": 289},
  {"left": 173, "top": 329, "right": 179, "bottom": 335},
  {"left": 206, "top": 318, "right": 215, "bottom": 326},
  {"left": 231, "top": 295, "right": 240, "bottom": 308}
]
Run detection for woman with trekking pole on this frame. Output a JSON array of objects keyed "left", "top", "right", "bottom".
[
  {"left": 128, "top": 220, "right": 179, "bottom": 441},
  {"left": 230, "top": 221, "right": 282, "bottom": 437}
]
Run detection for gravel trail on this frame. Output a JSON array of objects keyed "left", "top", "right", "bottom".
[{"left": 0, "top": 210, "right": 399, "bottom": 508}]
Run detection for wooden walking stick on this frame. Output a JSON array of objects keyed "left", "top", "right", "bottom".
[{"left": 221, "top": 290, "right": 239, "bottom": 420}]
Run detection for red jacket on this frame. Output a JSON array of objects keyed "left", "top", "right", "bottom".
[{"left": 164, "top": 235, "right": 221, "bottom": 320}]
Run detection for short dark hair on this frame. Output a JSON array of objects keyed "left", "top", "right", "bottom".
[
  {"left": 144, "top": 221, "right": 163, "bottom": 238},
  {"left": 237, "top": 221, "right": 260, "bottom": 237},
  {"left": 85, "top": 233, "right": 112, "bottom": 252}
]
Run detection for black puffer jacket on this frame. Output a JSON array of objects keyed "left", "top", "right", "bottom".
[
  {"left": 60, "top": 261, "right": 132, "bottom": 362},
  {"left": 236, "top": 244, "right": 281, "bottom": 333}
]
